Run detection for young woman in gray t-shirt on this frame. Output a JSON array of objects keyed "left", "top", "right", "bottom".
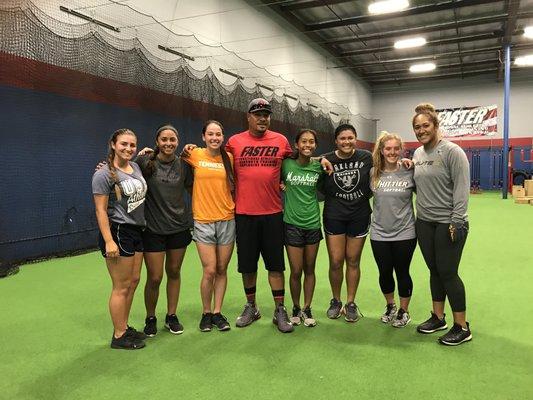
[
  {"left": 92, "top": 128, "right": 147, "bottom": 350},
  {"left": 370, "top": 132, "right": 416, "bottom": 329},
  {"left": 412, "top": 103, "right": 472, "bottom": 346}
]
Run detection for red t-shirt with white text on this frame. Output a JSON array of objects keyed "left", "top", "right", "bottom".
[{"left": 226, "top": 130, "right": 292, "bottom": 215}]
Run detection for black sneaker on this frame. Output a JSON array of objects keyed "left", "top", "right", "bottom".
[
  {"left": 165, "top": 314, "right": 184, "bottom": 335},
  {"left": 212, "top": 313, "right": 231, "bottom": 331},
  {"left": 199, "top": 313, "right": 213, "bottom": 332},
  {"left": 438, "top": 322, "right": 472, "bottom": 346},
  {"left": 111, "top": 331, "right": 145, "bottom": 350},
  {"left": 416, "top": 312, "right": 448, "bottom": 334},
  {"left": 143, "top": 316, "right": 157, "bottom": 337},
  {"left": 126, "top": 325, "right": 147, "bottom": 341}
]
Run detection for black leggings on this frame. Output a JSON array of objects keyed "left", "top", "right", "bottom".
[
  {"left": 415, "top": 219, "right": 467, "bottom": 312},
  {"left": 370, "top": 238, "right": 417, "bottom": 298}
]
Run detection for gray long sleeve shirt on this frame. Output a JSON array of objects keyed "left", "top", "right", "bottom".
[{"left": 413, "top": 140, "right": 469, "bottom": 224}]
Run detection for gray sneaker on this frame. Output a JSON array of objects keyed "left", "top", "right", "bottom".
[
  {"left": 236, "top": 302, "right": 261, "bottom": 328},
  {"left": 344, "top": 301, "right": 362, "bottom": 323},
  {"left": 381, "top": 303, "right": 398, "bottom": 323},
  {"left": 272, "top": 304, "right": 294, "bottom": 333},
  {"left": 391, "top": 308, "right": 411, "bottom": 328},
  {"left": 327, "top": 298, "right": 343, "bottom": 319}
]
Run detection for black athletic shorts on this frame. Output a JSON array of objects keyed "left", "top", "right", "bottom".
[
  {"left": 323, "top": 215, "right": 371, "bottom": 238},
  {"left": 235, "top": 212, "right": 285, "bottom": 273},
  {"left": 284, "top": 223, "right": 323, "bottom": 247},
  {"left": 142, "top": 229, "right": 192, "bottom": 252},
  {"left": 98, "top": 223, "right": 144, "bottom": 258}
]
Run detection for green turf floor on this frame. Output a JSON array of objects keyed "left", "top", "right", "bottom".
[{"left": 1, "top": 192, "right": 532, "bottom": 400}]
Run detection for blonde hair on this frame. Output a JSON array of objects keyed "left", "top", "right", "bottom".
[{"left": 371, "top": 131, "right": 404, "bottom": 189}]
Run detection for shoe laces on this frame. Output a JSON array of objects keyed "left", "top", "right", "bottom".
[
  {"left": 385, "top": 303, "right": 396, "bottom": 316},
  {"left": 167, "top": 314, "right": 179, "bottom": 323},
  {"left": 396, "top": 308, "right": 405, "bottom": 319},
  {"left": 330, "top": 298, "right": 341, "bottom": 309},
  {"left": 241, "top": 303, "right": 256, "bottom": 318},
  {"left": 213, "top": 313, "right": 227, "bottom": 323},
  {"left": 303, "top": 307, "right": 313, "bottom": 319},
  {"left": 292, "top": 306, "right": 301, "bottom": 317}
]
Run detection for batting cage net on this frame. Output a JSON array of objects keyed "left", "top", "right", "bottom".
[{"left": 0, "top": 1, "right": 375, "bottom": 265}]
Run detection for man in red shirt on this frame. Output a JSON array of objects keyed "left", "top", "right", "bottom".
[{"left": 226, "top": 98, "right": 294, "bottom": 333}]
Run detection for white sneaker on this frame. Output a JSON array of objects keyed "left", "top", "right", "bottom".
[
  {"left": 381, "top": 303, "right": 397, "bottom": 323},
  {"left": 391, "top": 308, "right": 411, "bottom": 328},
  {"left": 290, "top": 306, "right": 302, "bottom": 326},
  {"left": 302, "top": 307, "right": 316, "bottom": 327}
]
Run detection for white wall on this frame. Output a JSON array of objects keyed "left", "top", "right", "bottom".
[{"left": 371, "top": 73, "right": 533, "bottom": 143}]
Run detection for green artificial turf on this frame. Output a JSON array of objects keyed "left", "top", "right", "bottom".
[{"left": 1, "top": 192, "right": 532, "bottom": 400}]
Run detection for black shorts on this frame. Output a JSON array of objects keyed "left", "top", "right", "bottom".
[
  {"left": 142, "top": 229, "right": 192, "bottom": 252},
  {"left": 323, "top": 215, "right": 371, "bottom": 238},
  {"left": 284, "top": 223, "right": 323, "bottom": 247},
  {"left": 98, "top": 223, "right": 144, "bottom": 258},
  {"left": 235, "top": 212, "right": 285, "bottom": 273}
]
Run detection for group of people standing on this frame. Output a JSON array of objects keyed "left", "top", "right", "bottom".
[{"left": 92, "top": 98, "right": 472, "bottom": 350}]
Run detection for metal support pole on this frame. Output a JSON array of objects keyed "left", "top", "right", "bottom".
[{"left": 502, "top": 44, "right": 511, "bottom": 199}]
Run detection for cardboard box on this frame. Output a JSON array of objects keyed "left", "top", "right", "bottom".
[
  {"left": 513, "top": 187, "right": 526, "bottom": 198},
  {"left": 515, "top": 197, "right": 531, "bottom": 204},
  {"left": 525, "top": 180, "right": 533, "bottom": 196}
]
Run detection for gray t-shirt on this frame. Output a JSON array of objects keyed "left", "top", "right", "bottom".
[
  {"left": 135, "top": 155, "right": 192, "bottom": 234},
  {"left": 92, "top": 162, "right": 147, "bottom": 226},
  {"left": 370, "top": 165, "right": 416, "bottom": 241},
  {"left": 413, "top": 140, "right": 470, "bottom": 224}
]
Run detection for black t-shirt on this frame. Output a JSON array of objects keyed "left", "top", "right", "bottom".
[{"left": 322, "top": 149, "right": 373, "bottom": 220}]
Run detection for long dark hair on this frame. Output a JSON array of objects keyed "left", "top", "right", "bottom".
[
  {"left": 142, "top": 124, "right": 179, "bottom": 177},
  {"left": 107, "top": 128, "right": 136, "bottom": 200},
  {"left": 202, "top": 120, "right": 234, "bottom": 195},
  {"left": 291, "top": 128, "right": 318, "bottom": 159}
]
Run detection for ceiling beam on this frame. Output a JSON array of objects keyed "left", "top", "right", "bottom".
[
  {"left": 331, "top": 42, "right": 533, "bottom": 68},
  {"left": 370, "top": 68, "right": 499, "bottom": 85},
  {"left": 325, "top": 13, "right": 510, "bottom": 45},
  {"left": 305, "top": 0, "right": 502, "bottom": 32},
  {"left": 362, "top": 58, "right": 500, "bottom": 78},
  {"left": 280, "top": 0, "right": 352, "bottom": 12},
  {"left": 339, "top": 31, "right": 504, "bottom": 57},
  {"left": 260, "top": 0, "right": 366, "bottom": 81}
]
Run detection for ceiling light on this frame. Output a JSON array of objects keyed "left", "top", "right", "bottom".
[
  {"left": 409, "top": 62, "right": 436, "bottom": 73},
  {"left": 394, "top": 37, "right": 427, "bottom": 49},
  {"left": 515, "top": 54, "right": 533, "bottom": 66},
  {"left": 368, "top": 0, "right": 409, "bottom": 15},
  {"left": 524, "top": 26, "right": 533, "bottom": 39}
]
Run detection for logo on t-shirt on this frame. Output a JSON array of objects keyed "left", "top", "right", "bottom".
[
  {"left": 334, "top": 169, "right": 360, "bottom": 193},
  {"left": 119, "top": 179, "right": 146, "bottom": 213},
  {"left": 238, "top": 146, "right": 281, "bottom": 167}
]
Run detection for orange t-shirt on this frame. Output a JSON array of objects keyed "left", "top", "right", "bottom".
[{"left": 183, "top": 148, "right": 235, "bottom": 223}]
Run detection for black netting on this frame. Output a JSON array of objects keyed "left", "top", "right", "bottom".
[{"left": 0, "top": 3, "right": 375, "bottom": 264}]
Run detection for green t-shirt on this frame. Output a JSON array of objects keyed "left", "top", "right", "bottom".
[{"left": 281, "top": 158, "right": 323, "bottom": 229}]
